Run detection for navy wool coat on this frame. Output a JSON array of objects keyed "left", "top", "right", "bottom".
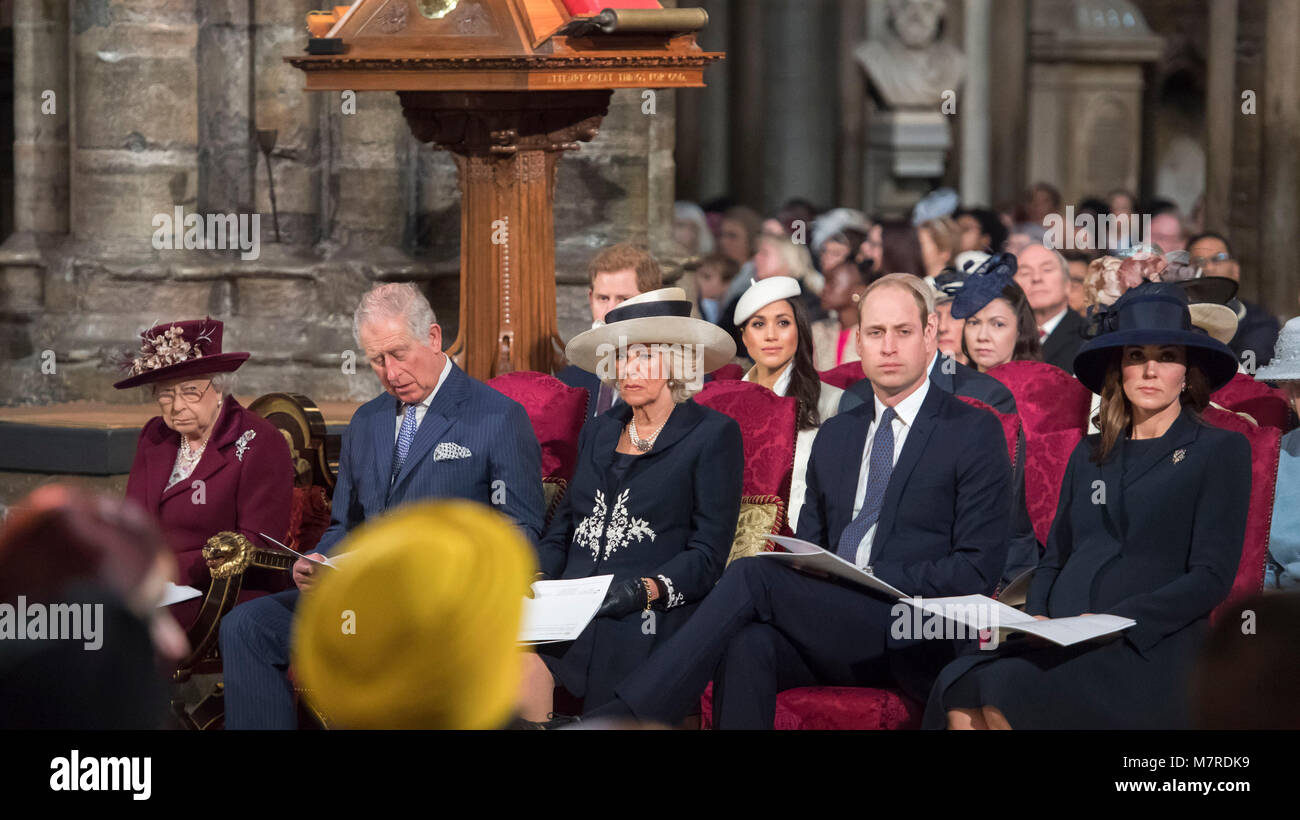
[
  {"left": 923, "top": 407, "right": 1251, "bottom": 729},
  {"left": 534, "top": 398, "right": 744, "bottom": 711}
]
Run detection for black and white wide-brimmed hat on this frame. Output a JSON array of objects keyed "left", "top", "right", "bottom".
[{"left": 564, "top": 287, "right": 737, "bottom": 376}]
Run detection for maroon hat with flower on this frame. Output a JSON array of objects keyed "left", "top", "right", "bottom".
[{"left": 112, "top": 318, "right": 249, "bottom": 389}]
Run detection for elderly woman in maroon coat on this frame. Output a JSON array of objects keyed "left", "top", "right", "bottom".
[{"left": 115, "top": 319, "right": 293, "bottom": 615}]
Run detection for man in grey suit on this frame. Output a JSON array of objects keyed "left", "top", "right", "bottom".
[{"left": 219, "top": 283, "right": 544, "bottom": 729}]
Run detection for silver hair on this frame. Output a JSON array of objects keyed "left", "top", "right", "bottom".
[
  {"left": 1024, "top": 242, "right": 1071, "bottom": 284},
  {"left": 598, "top": 343, "right": 704, "bottom": 404},
  {"left": 209, "top": 372, "right": 238, "bottom": 397},
  {"left": 353, "top": 283, "right": 438, "bottom": 348}
]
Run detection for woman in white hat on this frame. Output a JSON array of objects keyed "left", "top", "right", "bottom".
[
  {"left": 734, "top": 276, "right": 843, "bottom": 527},
  {"left": 521, "top": 288, "right": 744, "bottom": 721},
  {"left": 1255, "top": 316, "right": 1300, "bottom": 589}
]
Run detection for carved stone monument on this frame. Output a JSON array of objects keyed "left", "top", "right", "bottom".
[{"left": 856, "top": 0, "right": 965, "bottom": 215}]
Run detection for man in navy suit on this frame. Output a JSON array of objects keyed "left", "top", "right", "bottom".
[
  {"left": 219, "top": 283, "right": 544, "bottom": 729},
  {"left": 582, "top": 274, "right": 1013, "bottom": 729},
  {"left": 556, "top": 244, "right": 663, "bottom": 420}
]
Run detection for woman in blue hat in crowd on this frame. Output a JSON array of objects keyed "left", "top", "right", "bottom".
[
  {"left": 924, "top": 281, "right": 1251, "bottom": 729},
  {"left": 950, "top": 253, "right": 1042, "bottom": 373}
]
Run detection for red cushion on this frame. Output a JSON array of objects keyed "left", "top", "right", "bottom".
[
  {"left": 288, "top": 485, "right": 331, "bottom": 555},
  {"left": 989, "top": 361, "right": 1093, "bottom": 544},
  {"left": 1202, "top": 407, "right": 1280, "bottom": 622},
  {"left": 710, "top": 363, "right": 745, "bottom": 382},
  {"left": 488, "top": 371, "right": 588, "bottom": 481},
  {"left": 1212, "top": 373, "right": 1294, "bottom": 431},
  {"left": 818, "top": 360, "right": 868, "bottom": 390},
  {"left": 694, "top": 381, "right": 797, "bottom": 500},
  {"left": 700, "top": 682, "right": 922, "bottom": 730}
]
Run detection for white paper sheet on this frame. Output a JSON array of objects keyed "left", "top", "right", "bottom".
[
  {"left": 760, "top": 535, "right": 910, "bottom": 598},
  {"left": 258, "top": 532, "right": 338, "bottom": 568},
  {"left": 898, "top": 594, "right": 1135, "bottom": 646},
  {"left": 159, "top": 582, "right": 202, "bottom": 608},
  {"left": 519, "top": 575, "right": 614, "bottom": 645}
]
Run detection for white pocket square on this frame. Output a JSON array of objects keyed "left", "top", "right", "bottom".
[{"left": 434, "top": 442, "right": 473, "bottom": 461}]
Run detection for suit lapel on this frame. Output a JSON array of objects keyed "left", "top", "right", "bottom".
[
  {"left": 929, "top": 353, "right": 955, "bottom": 396},
  {"left": 1096, "top": 439, "right": 1126, "bottom": 536},
  {"left": 873, "top": 385, "right": 941, "bottom": 555},
  {"left": 836, "top": 405, "right": 873, "bottom": 524},
  {"left": 391, "top": 362, "right": 468, "bottom": 493}
]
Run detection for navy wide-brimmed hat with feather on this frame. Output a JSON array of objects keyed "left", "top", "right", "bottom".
[
  {"left": 1072, "top": 281, "right": 1239, "bottom": 395},
  {"left": 950, "top": 252, "right": 1018, "bottom": 320}
]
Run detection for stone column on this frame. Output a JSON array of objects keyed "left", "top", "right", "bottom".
[
  {"left": 198, "top": 0, "right": 254, "bottom": 221},
  {"left": 1203, "top": 0, "right": 1237, "bottom": 236},
  {"left": 12, "top": 0, "right": 69, "bottom": 234},
  {"left": 1260, "top": 0, "right": 1300, "bottom": 317},
  {"left": 987, "top": 0, "right": 1027, "bottom": 210},
  {"left": 960, "top": 0, "right": 991, "bottom": 206}
]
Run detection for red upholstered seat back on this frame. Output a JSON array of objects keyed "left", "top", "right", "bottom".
[
  {"left": 487, "top": 371, "right": 588, "bottom": 482},
  {"left": 694, "top": 380, "right": 797, "bottom": 501},
  {"left": 1202, "top": 407, "right": 1281, "bottom": 622},
  {"left": 710, "top": 363, "right": 745, "bottom": 382},
  {"left": 988, "top": 361, "right": 1092, "bottom": 543},
  {"left": 818, "top": 360, "right": 868, "bottom": 390},
  {"left": 954, "top": 395, "right": 1020, "bottom": 469},
  {"left": 1212, "top": 373, "right": 1294, "bottom": 431}
]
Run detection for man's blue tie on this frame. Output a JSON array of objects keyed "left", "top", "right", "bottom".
[
  {"left": 835, "top": 406, "right": 897, "bottom": 562},
  {"left": 391, "top": 402, "right": 418, "bottom": 484}
]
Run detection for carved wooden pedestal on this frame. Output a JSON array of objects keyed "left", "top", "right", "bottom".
[{"left": 400, "top": 90, "right": 610, "bottom": 379}]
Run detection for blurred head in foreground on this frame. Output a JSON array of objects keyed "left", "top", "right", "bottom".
[
  {"left": 293, "top": 501, "right": 537, "bottom": 729},
  {"left": 1193, "top": 592, "right": 1300, "bottom": 729},
  {"left": 0, "top": 484, "right": 184, "bottom": 728}
]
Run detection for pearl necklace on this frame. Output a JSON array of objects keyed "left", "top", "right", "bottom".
[
  {"left": 178, "top": 434, "right": 209, "bottom": 472},
  {"left": 627, "top": 410, "right": 670, "bottom": 453}
]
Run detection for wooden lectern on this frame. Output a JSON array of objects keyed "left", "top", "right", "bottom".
[{"left": 289, "top": 1, "right": 722, "bottom": 380}]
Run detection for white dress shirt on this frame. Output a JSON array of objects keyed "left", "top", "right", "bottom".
[
  {"left": 850, "top": 377, "right": 931, "bottom": 568},
  {"left": 1039, "top": 306, "right": 1069, "bottom": 340},
  {"left": 395, "top": 355, "right": 454, "bottom": 440}
]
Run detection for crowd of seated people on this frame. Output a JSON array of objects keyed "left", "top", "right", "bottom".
[{"left": 3, "top": 180, "right": 1299, "bottom": 732}]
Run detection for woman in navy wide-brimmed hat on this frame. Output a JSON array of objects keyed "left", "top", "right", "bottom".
[{"left": 924, "top": 281, "right": 1252, "bottom": 729}]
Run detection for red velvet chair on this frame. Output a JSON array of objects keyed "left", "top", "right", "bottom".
[
  {"left": 709, "top": 363, "right": 745, "bottom": 382},
  {"left": 1212, "top": 373, "right": 1294, "bottom": 432},
  {"left": 988, "top": 361, "right": 1093, "bottom": 544},
  {"left": 818, "top": 360, "right": 868, "bottom": 390},
  {"left": 700, "top": 396, "right": 1021, "bottom": 730},
  {"left": 1202, "top": 407, "right": 1281, "bottom": 621},
  {"left": 694, "top": 380, "right": 798, "bottom": 546},
  {"left": 488, "top": 371, "right": 589, "bottom": 523}
]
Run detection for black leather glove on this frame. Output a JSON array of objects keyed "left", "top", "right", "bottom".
[{"left": 596, "top": 577, "right": 648, "bottom": 619}]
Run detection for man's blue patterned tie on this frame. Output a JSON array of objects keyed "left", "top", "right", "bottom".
[
  {"left": 391, "top": 403, "right": 418, "bottom": 484},
  {"left": 835, "top": 407, "right": 897, "bottom": 562}
]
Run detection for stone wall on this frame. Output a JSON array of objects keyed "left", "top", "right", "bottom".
[{"left": 0, "top": 0, "right": 677, "bottom": 407}]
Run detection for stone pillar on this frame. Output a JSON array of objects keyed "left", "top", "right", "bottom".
[
  {"left": 1203, "top": 0, "right": 1237, "bottom": 236},
  {"left": 198, "top": 1, "right": 254, "bottom": 220},
  {"left": 1260, "top": 0, "right": 1300, "bottom": 317},
  {"left": 960, "top": 0, "right": 991, "bottom": 206},
  {"left": 1026, "top": 1, "right": 1162, "bottom": 207},
  {"left": 12, "top": 0, "right": 69, "bottom": 234},
  {"left": 988, "top": 0, "right": 1027, "bottom": 210}
]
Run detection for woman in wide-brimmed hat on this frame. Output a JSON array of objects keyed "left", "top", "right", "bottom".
[
  {"left": 114, "top": 319, "right": 293, "bottom": 616},
  {"left": 925, "top": 281, "right": 1252, "bottom": 730},
  {"left": 521, "top": 288, "right": 743, "bottom": 722},
  {"left": 1255, "top": 317, "right": 1300, "bottom": 589}
]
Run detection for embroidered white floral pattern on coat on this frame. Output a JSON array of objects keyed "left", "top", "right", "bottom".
[
  {"left": 573, "top": 488, "right": 656, "bottom": 560},
  {"left": 234, "top": 430, "right": 256, "bottom": 462},
  {"left": 657, "top": 574, "right": 684, "bottom": 609},
  {"left": 434, "top": 442, "right": 473, "bottom": 461}
]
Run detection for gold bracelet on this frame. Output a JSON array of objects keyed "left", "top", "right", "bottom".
[{"left": 642, "top": 578, "right": 654, "bottom": 611}]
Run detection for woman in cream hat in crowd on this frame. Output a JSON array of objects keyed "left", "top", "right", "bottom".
[
  {"left": 518, "top": 288, "right": 744, "bottom": 722},
  {"left": 1254, "top": 316, "right": 1300, "bottom": 589},
  {"left": 734, "top": 276, "right": 842, "bottom": 527},
  {"left": 293, "top": 501, "right": 536, "bottom": 729}
]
